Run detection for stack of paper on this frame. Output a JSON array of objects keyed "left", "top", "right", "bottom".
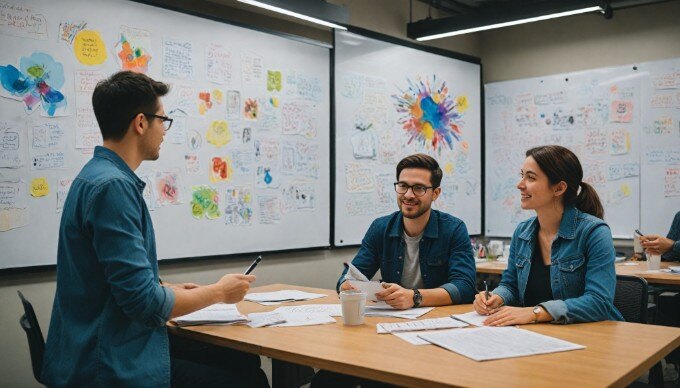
[
  {"left": 172, "top": 303, "right": 248, "bottom": 326},
  {"left": 451, "top": 311, "right": 488, "bottom": 327},
  {"left": 376, "top": 317, "right": 468, "bottom": 333},
  {"left": 364, "top": 305, "right": 434, "bottom": 319},
  {"left": 244, "top": 290, "right": 327, "bottom": 305},
  {"left": 392, "top": 329, "right": 461, "bottom": 345},
  {"left": 418, "top": 326, "right": 585, "bottom": 361},
  {"left": 246, "top": 311, "right": 336, "bottom": 327}
]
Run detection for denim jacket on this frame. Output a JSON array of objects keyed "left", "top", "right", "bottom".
[
  {"left": 336, "top": 210, "right": 476, "bottom": 304},
  {"left": 494, "top": 206, "right": 623, "bottom": 324},
  {"left": 662, "top": 211, "right": 680, "bottom": 261},
  {"left": 42, "top": 146, "right": 175, "bottom": 387}
]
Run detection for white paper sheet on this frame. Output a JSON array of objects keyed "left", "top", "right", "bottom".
[
  {"left": 393, "top": 329, "right": 461, "bottom": 345},
  {"left": 451, "top": 311, "right": 489, "bottom": 327},
  {"left": 419, "top": 326, "right": 585, "bottom": 361},
  {"left": 274, "top": 304, "right": 342, "bottom": 316},
  {"left": 246, "top": 312, "right": 286, "bottom": 328},
  {"left": 244, "top": 290, "right": 326, "bottom": 304},
  {"left": 376, "top": 317, "right": 468, "bottom": 333},
  {"left": 172, "top": 303, "right": 247, "bottom": 326},
  {"left": 347, "top": 280, "right": 383, "bottom": 302},
  {"left": 365, "top": 306, "right": 434, "bottom": 319}
]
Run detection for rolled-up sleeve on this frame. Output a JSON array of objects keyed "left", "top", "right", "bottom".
[
  {"left": 86, "top": 179, "right": 175, "bottom": 327},
  {"left": 441, "top": 222, "right": 476, "bottom": 304}
]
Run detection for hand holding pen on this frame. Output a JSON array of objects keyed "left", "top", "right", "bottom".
[{"left": 473, "top": 281, "right": 504, "bottom": 315}]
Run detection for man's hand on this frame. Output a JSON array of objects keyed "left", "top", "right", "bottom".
[
  {"left": 215, "top": 274, "right": 256, "bottom": 303},
  {"left": 340, "top": 280, "right": 357, "bottom": 291},
  {"left": 641, "top": 234, "right": 675, "bottom": 255},
  {"left": 375, "top": 283, "right": 414, "bottom": 310}
]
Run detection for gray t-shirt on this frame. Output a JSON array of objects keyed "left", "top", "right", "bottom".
[{"left": 401, "top": 231, "right": 425, "bottom": 290}]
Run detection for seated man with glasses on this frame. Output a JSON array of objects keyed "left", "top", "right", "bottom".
[
  {"left": 337, "top": 153, "right": 476, "bottom": 309},
  {"left": 312, "top": 154, "right": 476, "bottom": 388}
]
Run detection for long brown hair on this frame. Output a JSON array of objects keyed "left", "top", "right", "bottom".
[{"left": 526, "top": 145, "right": 604, "bottom": 219}]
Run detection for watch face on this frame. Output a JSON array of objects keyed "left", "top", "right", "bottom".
[{"left": 533, "top": 306, "right": 541, "bottom": 314}]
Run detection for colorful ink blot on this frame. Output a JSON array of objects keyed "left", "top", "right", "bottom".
[
  {"left": 393, "top": 76, "right": 467, "bottom": 153},
  {"left": 0, "top": 52, "right": 67, "bottom": 116},
  {"left": 243, "top": 98, "right": 259, "bottom": 120},
  {"left": 190, "top": 185, "right": 221, "bottom": 220},
  {"left": 116, "top": 33, "right": 151, "bottom": 73}
]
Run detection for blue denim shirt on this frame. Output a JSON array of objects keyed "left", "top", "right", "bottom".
[
  {"left": 494, "top": 206, "right": 623, "bottom": 324},
  {"left": 662, "top": 211, "right": 680, "bottom": 261},
  {"left": 336, "top": 210, "right": 476, "bottom": 304},
  {"left": 42, "top": 146, "right": 175, "bottom": 387}
]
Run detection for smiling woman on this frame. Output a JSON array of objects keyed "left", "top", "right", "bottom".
[{"left": 473, "top": 145, "right": 623, "bottom": 326}]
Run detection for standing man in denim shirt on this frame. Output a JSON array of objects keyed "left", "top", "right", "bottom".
[
  {"left": 338, "top": 154, "right": 476, "bottom": 308},
  {"left": 42, "top": 71, "right": 268, "bottom": 387}
]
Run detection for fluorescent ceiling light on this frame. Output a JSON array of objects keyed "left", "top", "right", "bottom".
[{"left": 238, "top": 0, "right": 348, "bottom": 30}]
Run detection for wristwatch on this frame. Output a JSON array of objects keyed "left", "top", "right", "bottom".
[
  {"left": 412, "top": 289, "right": 422, "bottom": 308},
  {"left": 532, "top": 305, "right": 542, "bottom": 323}
]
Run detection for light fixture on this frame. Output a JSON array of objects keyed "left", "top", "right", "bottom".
[
  {"left": 408, "top": 0, "right": 606, "bottom": 41},
  {"left": 237, "top": 0, "right": 348, "bottom": 30}
]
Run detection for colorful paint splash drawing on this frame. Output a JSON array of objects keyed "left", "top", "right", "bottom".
[
  {"left": 0, "top": 52, "right": 67, "bottom": 116},
  {"left": 393, "top": 76, "right": 468, "bottom": 153},
  {"left": 243, "top": 97, "right": 259, "bottom": 120},
  {"left": 154, "top": 172, "right": 182, "bottom": 206},
  {"left": 206, "top": 120, "right": 231, "bottom": 147},
  {"left": 210, "top": 156, "right": 232, "bottom": 183},
  {"left": 190, "top": 185, "right": 221, "bottom": 220},
  {"left": 116, "top": 33, "right": 152, "bottom": 73}
]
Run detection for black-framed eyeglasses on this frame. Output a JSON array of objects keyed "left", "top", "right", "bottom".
[
  {"left": 138, "top": 113, "right": 173, "bottom": 131},
  {"left": 394, "top": 182, "right": 435, "bottom": 197}
]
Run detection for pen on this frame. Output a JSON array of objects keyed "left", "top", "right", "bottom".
[
  {"left": 635, "top": 229, "right": 644, "bottom": 237},
  {"left": 244, "top": 255, "right": 262, "bottom": 275},
  {"left": 484, "top": 280, "right": 490, "bottom": 301}
]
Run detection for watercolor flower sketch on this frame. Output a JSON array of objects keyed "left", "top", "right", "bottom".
[
  {"left": 393, "top": 76, "right": 468, "bottom": 153},
  {"left": 0, "top": 52, "right": 67, "bottom": 116}
]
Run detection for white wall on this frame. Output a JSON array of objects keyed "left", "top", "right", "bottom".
[{"left": 2, "top": 0, "right": 677, "bottom": 385}]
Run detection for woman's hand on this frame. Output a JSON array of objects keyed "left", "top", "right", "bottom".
[
  {"left": 473, "top": 291, "right": 504, "bottom": 315},
  {"left": 484, "top": 306, "right": 537, "bottom": 326}
]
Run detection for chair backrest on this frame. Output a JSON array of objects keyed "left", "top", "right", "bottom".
[
  {"left": 613, "top": 275, "right": 649, "bottom": 324},
  {"left": 17, "top": 290, "right": 45, "bottom": 384}
]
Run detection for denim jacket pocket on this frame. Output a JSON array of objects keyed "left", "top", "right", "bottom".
[
  {"left": 426, "top": 254, "right": 445, "bottom": 267},
  {"left": 558, "top": 255, "right": 586, "bottom": 294},
  {"left": 515, "top": 256, "right": 530, "bottom": 269}
]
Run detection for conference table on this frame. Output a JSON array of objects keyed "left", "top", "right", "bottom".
[
  {"left": 169, "top": 284, "right": 680, "bottom": 387},
  {"left": 477, "top": 260, "right": 680, "bottom": 286}
]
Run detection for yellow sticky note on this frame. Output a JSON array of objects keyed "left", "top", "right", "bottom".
[
  {"left": 74, "top": 30, "right": 108, "bottom": 65},
  {"left": 31, "top": 177, "right": 49, "bottom": 197}
]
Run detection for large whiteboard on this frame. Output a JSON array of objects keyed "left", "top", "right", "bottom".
[
  {"left": 485, "top": 57, "right": 680, "bottom": 238},
  {"left": 0, "top": 0, "right": 330, "bottom": 269},
  {"left": 334, "top": 29, "right": 482, "bottom": 246},
  {"left": 639, "top": 58, "right": 680, "bottom": 235}
]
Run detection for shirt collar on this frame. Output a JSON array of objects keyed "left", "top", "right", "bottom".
[
  {"left": 93, "top": 146, "right": 146, "bottom": 191},
  {"left": 388, "top": 210, "right": 439, "bottom": 239},
  {"left": 518, "top": 205, "right": 579, "bottom": 241}
]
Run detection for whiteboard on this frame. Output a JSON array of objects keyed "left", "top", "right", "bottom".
[
  {"left": 485, "top": 58, "right": 680, "bottom": 238},
  {"left": 0, "top": 0, "right": 330, "bottom": 269},
  {"left": 333, "top": 29, "right": 482, "bottom": 246},
  {"left": 639, "top": 58, "right": 680, "bottom": 235}
]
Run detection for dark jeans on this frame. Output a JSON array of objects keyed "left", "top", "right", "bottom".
[
  {"left": 311, "top": 370, "right": 392, "bottom": 388},
  {"left": 170, "top": 333, "right": 269, "bottom": 388}
]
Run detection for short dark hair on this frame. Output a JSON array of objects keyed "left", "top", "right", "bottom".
[
  {"left": 92, "top": 71, "right": 169, "bottom": 141},
  {"left": 526, "top": 145, "right": 604, "bottom": 219},
  {"left": 396, "top": 154, "right": 443, "bottom": 188}
]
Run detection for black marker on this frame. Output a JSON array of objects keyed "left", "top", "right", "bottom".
[{"left": 244, "top": 256, "right": 262, "bottom": 275}]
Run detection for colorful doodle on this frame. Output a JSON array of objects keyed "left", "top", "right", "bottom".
[
  {"left": 190, "top": 185, "right": 221, "bottom": 219},
  {"left": 116, "top": 33, "right": 152, "bottom": 73},
  {"left": 0, "top": 52, "right": 67, "bottom": 116},
  {"left": 393, "top": 76, "right": 466, "bottom": 152}
]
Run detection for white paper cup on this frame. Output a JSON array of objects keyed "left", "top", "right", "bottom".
[
  {"left": 340, "top": 290, "right": 366, "bottom": 326},
  {"left": 647, "top": 254, "right": 661, "bottom": 271}
]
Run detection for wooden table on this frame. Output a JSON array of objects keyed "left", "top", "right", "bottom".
[
  {"left": 477, "top": 260, "right": 680, "bottom": 286},
  {"left": 169, "top": 284, "right": 680, "bottom": 387}
]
